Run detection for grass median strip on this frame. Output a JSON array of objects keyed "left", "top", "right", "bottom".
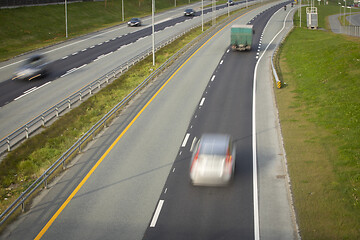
[{"left": 0, "top": 0, "right": 200, "bottom": 61}]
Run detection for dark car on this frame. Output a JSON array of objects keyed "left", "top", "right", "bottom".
[
  {"left": 184, "top": 8, "right": 195, "bottom": 16},
  {"left": 228, "top": 0, "right": 235, "bottom": 6},
  {"left": 190, "top": 134, "right": 236, "bottom": 186},
  {"left": 128, "top": 18, "right": 142, "bottom": 27},
  {"left": 12, "top": 54, "right": 48, "bottom": 81}
]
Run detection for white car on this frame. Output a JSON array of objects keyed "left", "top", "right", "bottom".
[
  {"left": 190, "top": 134, "right": 236, "bottom": 186},
  {"left": 12, "top": 54, "right": 48, "bottom": 81}
]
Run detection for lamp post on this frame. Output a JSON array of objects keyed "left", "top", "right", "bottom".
[
  {"left": 212, "top": 0, "right": 215, "bottom": 26},
  {"left": 65, "top": 0, "right": 68, "bottom": 38},
  {"left": 300, "top": 0, "right": 302, "bottom": 27},
  {"left": 347, "top": 6, "right": 352, "bottom": 25},
  {"left": 202, "top": 0, "right": 204, "bottom": 32},
  {"left": 343, "top": 0, "right": 346, "bottom": 26},
  {"left": 227, "top": 1, "right": 230, "bottom": 17},
  {"left": 342, "top": 5, "right": 346, "bottom": 26},
  {"left": 338, "top": 2, "right": 342, "bottom": 32},
  {"left": 152, "top": 0, "right": 155, "bottom": 66},
  {"left": 122, "top": 0, "right": 124, "bottom": 22}
]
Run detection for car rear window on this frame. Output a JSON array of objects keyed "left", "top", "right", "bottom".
[{"left": 199, "top": 141, "right": 227, "bottom": 156}]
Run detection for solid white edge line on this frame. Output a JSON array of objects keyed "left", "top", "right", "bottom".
[
  {"left": 181, "top": 133, "right": 190, "bottom": 147},
  {"left": 24, "top": 87, "right": 37, "bottom": 94},
  {"left": 15, "top": 81, "right": 51, "bottom": 101},
  {"left": 252, "top": 7, "right": 294, "bottom": 240},
  {"left": 150, "top": 200, "right": 164, "bottom": 227},
  {"left": 199, "top": 97, "right": 205, "bottom": 106}
]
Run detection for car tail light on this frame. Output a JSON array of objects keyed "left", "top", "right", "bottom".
[
  {"left": 225, "top": 149, "right": 232, "bottom": 173},
  {"left": 190, "top": 147, "right": 200, "bottom": 171}
]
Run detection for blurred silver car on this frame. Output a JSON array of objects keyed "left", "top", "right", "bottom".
[
  {"left": 12, "top": 54, "right": 48, "bottom": 81},
  {"left": 190, "top": 134, "right": 236, "bottom": 186}
]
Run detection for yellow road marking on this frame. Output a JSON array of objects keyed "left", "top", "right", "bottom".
[{"left": 35, "top": 8, "right": 255, "bottom": 239}]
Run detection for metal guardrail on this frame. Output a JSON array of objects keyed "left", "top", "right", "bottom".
[
  {"left": 271, "top": 6, "right": 295, "bottom": 89},
  {"left": 0, "top": 0, "right": 250, "bottom": 156},
  {"left": 0, "top": 2, "right": 251, "bottom": 226},
  {"left": 0, "top": 23, "right": 205, "bottom": 156},
  {"left": 343, "top": 25, "right": 360, "bottom": 37}
]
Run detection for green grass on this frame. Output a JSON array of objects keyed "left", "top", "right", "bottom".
[
  {"left": 0, "top": 0, "right": 200, "bottom": 61},
  {"left": 293, "top": 0, "right": 360, "bottom": 29},
  {"left": 276, "top": 23, "right": 360, "bottom": 239}
]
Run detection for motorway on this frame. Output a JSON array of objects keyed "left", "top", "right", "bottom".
[
  {"left": 0, "top": 0, "right": 250, "bottom": 143},
  {"left": 1, "top": 1, "right": 299, "bottom": 240}
]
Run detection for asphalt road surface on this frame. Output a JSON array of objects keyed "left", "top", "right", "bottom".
[
  {"left": 0, "top": 0, "right": 254, "bottom": 144},
  {"left": 0, "top": 1, "right": 298, "bottom": 239}
]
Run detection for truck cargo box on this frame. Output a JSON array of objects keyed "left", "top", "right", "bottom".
[{"left": 231, "top": 24, "right": 253, "bottom": 51}]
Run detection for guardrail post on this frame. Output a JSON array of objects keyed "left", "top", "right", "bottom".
[
  {"left": 79, "top": 92, "right": 82, "bottom": 101},
  {"left": 106, "top": 75, "right": 109, "bottom": 84},
  {"left": 62, "top": 157, "right": 66, "bottom": 170},
  {"left": 68, "top": 99, "right": 71, "bottom": 109},
  {"left": 7, "top": 137, "right": 10, "bottom": 152},
  {"left": 98, "top": 80, "right": 101, "bottom": 89},
  {"left": 21, "top": 196, "right": 25, "bottom": 212},
  {"left": 25, "top": 125, "right": 29, "bottom": 139},
  {"left": 89, "top": 86, "right": 92, "bottom": 95},
  {"left": 44, "top": 174, "right": 48, "bottom": 189},
  {"left": 41, "top": 116, "right": 45, "bottom": 126},
  {"left": 56, "top": 107, "right": 59, "bottom": 117}
]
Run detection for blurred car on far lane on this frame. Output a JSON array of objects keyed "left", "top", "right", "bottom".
[
  {"left": 190, "top": 134, "right": 236, "bottom": 186},
  {"left": 12, "top": 54, "right": 49, "bottom": 81},
  {"left": 184, "top": 8, "right": 195, "bottom": 16},
  {"left": 128, "top": 18, "right": 142, "bottom": 27},
  {"left": 228, "top": 0, "right": 235, "bottom": 6}
]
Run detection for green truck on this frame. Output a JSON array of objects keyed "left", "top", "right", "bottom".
[{"left": 230, "top": 25, "right": 254, "bottom": 51}]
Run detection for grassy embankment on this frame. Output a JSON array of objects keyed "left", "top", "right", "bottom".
[
  {"left": 276, "top": 1, "right": 360, "bottom": 238},
  {"left": 0, "top": 0, "right": 200, "bottom": 61},
  {"left": 0, "top": 0, "right": 253, "bottom": 230}
]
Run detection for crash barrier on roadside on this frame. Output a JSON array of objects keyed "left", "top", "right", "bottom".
[
  {"left": 342, "top": 25, "right": 360, "bottom": 37},
  {"left": 0, "top": 1, "right": 258, "bottom": 226},
  {"left": 0, "top": 0, "right": 251, "bottom": 156},
  {"left": 271, "top": 6, "right": 296, "bottom": 89}
]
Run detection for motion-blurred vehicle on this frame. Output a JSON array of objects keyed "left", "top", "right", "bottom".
[
  {"left": 228, "top": 0, "right": 235, "bottom": 6},
  {"left": 128, "top": 18, "right": 142, "bottom": 27},
  {"left": 184, "top": 8, "right": 195, "bottom": 16},
  {"left": 190, "top": 134, "right": 236, "bottom": 186},
  {"left": 12, "top": 54, "right": 48, "bottom": 81}
]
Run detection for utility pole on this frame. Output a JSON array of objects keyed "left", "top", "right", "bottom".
[
  {"left": 202, "top": 0, "right": 204, "bottom": 31},
  {"left": 152, "top": 0, "right": 155, "bottom": 66},
  {"left": 122, "top": 0, "right": 124, "bottom": 22},
  {"left": 65, "top": 0, "right": 68, "bottom": 38}
]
